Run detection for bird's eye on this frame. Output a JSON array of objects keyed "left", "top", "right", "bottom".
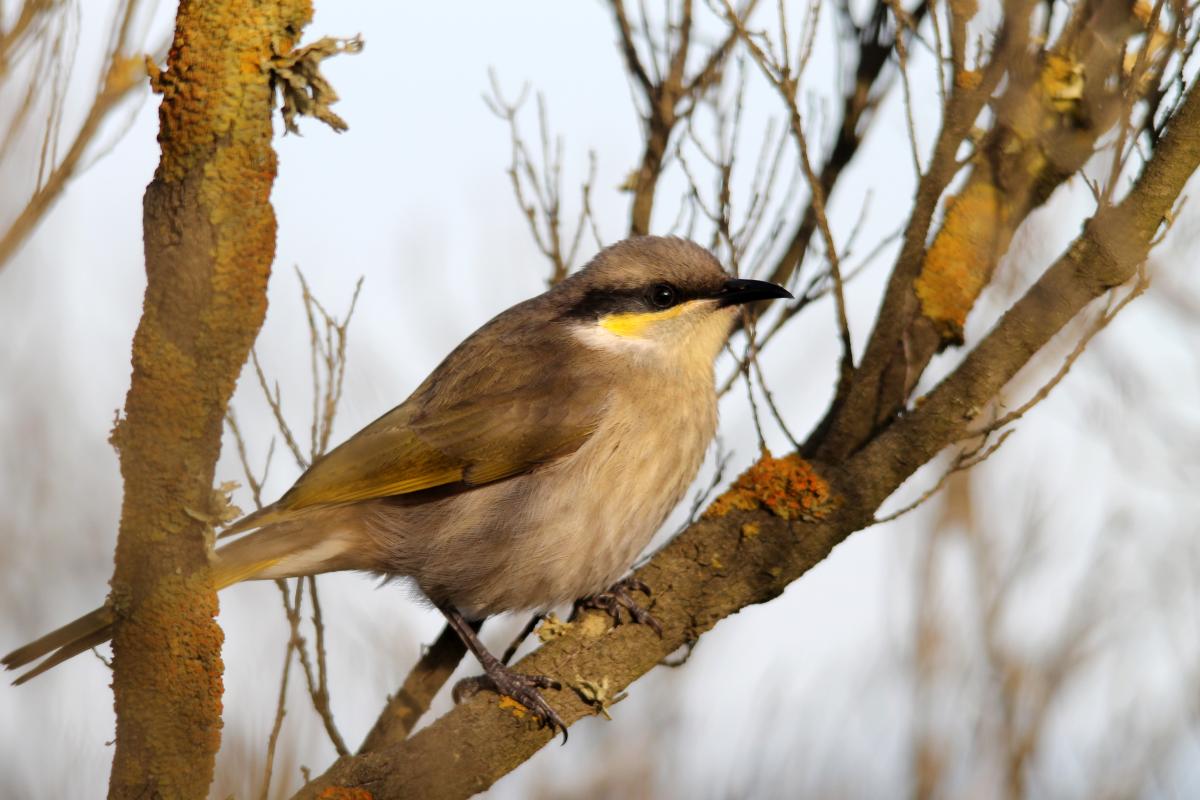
[{"left": 649, "top": 283, "right": 678, "bottom": 309}]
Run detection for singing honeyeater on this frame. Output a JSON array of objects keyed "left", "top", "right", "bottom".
[{"left": 4, "top": 236, "right": 791, "bottom": 733}]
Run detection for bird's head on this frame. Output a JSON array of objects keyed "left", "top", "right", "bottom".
[{"left": 559, "top": 237, "right": 791, "bottom": 370}]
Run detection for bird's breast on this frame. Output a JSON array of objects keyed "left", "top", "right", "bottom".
[{"left": 484, "top": 372, "right": 719, "bottom": 612}]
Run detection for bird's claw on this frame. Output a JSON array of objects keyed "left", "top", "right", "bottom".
[
  {"left": 578, "top": 577, "right": 663, "bottom": 637},
  {"left": 454, "top": 663, "right": 569, "bottom": 742}
]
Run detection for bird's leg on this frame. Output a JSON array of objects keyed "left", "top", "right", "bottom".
[
  {"left": 576, "top": 576, "right": 663, "bottom": 637},
  {"left": 438, "top": 604, "right": 568, "bottom": 740}
]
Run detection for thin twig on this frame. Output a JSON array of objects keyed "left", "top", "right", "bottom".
[
  {"left": 0, "top": 0, "right": 149, "bottom": 271},
  {"left": 971, "top": 270, "right": 1150, "bottom": 437},
  {"left": 883, "top": 0, "right": 925, "bottom": 176},
  {"left": 500, "top": 614, "right": 545, "bottom": 666},
  {"left": 722, "top": 0, "right": 856, "bottom": 387},
  {"left": 486, "top": 71, "right": 592, "bottom": 285},
  {"left": 871, "top": 429, "right": 1014, "bottom": 525},
  {"left": 277, "top": 577, "right": 350, "bottom": 757},
  {"left": 259, "top": 622, "right": 295, "bottom": 800},
  {"left": 679, "top": 436, "right": 733, "bottom": 532},
  {"left": 251, "top": 349, "right": 309, "bottom": 471}
]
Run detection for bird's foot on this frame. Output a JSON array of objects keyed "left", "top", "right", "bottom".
[
  {"left": 578, "top": 577, "right": 663, "bottom": 637},
  {"left": 454, "top": 659, "right": 568, "bottom": 742}
]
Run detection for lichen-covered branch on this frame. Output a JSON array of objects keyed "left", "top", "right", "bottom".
[
  {"left": 809, "top": 0, "right": 1175, "bottom": 461},
  {"left": 105, "top": 1, "right": 314, "bottom": 797}
]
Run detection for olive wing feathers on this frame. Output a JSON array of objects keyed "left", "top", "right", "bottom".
[{"left": 274, "top": 324, "right": 608, "bottom": 512}]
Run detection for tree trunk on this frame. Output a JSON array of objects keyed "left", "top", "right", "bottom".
[{"left": 107, "top": 2, "right": 313, "bottom": 796}]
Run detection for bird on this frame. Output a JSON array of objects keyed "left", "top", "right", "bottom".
[{"left": 3, "top": 235, "right": 791, "bottom": 735}]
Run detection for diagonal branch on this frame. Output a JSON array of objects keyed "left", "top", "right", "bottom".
[{"left": 293, "top": 68, "right": 1200, "bottom": 800}]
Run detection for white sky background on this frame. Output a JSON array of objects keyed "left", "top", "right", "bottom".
[{"left": 2, "top": 1, "right": 1199, "bottom": 797}]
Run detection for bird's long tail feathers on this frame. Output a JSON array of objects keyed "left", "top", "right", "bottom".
[{"left": 3, "top": 519, "right": 355, "bottom": 685}]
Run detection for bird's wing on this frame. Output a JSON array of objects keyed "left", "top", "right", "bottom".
[{"left": 268, "top": 329, "right": 608, "bottom": 514}]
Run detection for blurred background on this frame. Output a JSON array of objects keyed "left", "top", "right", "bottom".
[{"left": 2, "top": 1, "right": 1199, "bottom": 797}]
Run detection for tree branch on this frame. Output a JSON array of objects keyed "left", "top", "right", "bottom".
[
  {"left": 293, "top": 68, "right": 1200, "bottom": 797},
  {"left": 614, "top": 0, "right": 758, "bottom": 235},
  {"left": 808, "top": 0, "right": 1164, "bottom": 461}
]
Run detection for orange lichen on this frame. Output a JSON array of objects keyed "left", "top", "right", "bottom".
[
  {"left": 1040, "top": 53, "right": 1085, "bottom": 113},
  {"left": 704, "top": 449, "right": 836, "bottom": 522},
  {"left": 498, "top": 696, "right": 531, "bottom": 719},
  {"left": 318, "top": 789, "right": 374, "bottom": 800},
  {"left": 955, "top": 69, "right": 982, "bottom": 90},
  {"left": 914, "top": 180, "right": 1006, "bottom": 342},
  {"left": 108, "top": 569, "right": 225, "bottom": 795}
]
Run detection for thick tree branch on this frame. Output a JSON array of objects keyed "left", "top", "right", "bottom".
[
  {"left": 293, "top": 72, "right": 1200, "bottom": 797},
  {"left": 357, "top": 624, "right": 465, "bottom": 752},
  {"left": 105, "top": 1, "right": 313, "bottom": 797}
]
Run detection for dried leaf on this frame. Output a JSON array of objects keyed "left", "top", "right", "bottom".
[{"left": 270, "top": 35, "right": 364, "bottom": 135}]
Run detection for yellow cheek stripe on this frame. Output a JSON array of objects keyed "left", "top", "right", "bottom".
[{"left": 599, "top": 302, "right": 692, "bottom": 338}]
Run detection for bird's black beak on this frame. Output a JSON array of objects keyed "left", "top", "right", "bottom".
[{"left": 715, "top": 278, "right": 793, "bottom": 307}]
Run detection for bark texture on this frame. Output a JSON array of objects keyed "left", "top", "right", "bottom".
[
  {"left": 294, "top": 63, "right": 1200, "bottom": 800},
  {"left": 106, "top": 2, "right": 312, "bottom": 797}
]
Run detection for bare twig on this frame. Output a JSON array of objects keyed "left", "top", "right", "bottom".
[
  {"left": 0, "top": 0, "right": 153, "bottom": 271},
  {"left": 680, "top": 437, "right": 733, "bottom": 530},
  {"left": 225, "top": 409, "right": 274, "bottom": 509},
  {"left": 250, "top": 350, "right": 309, "bottom": 471},
  {"left": 485, "top": 72, "right": 595, "bottom": 285},
  {"left": 722, "top": 0, "right": 855, "bottom": 385},
  {"left": 236, "top": 272, "right": 367, "bottom": 762},
  {"left": 278, "top": 578, "right": 350, "bottom": 758},
  {"left": 882, "top": 0, "right": 925, "bottom": 176},
  {"left": 871, "top": 430, "right": 1014, "bottom": 526},
  {"left": 259, "top": 587, "right": 297, "bottom": 800},
  {"left": 611, "top": 0, "right": 760, "bottom": 235},
  {"left": 972, "top": 270, "right": 1150, "bottom": 438}
]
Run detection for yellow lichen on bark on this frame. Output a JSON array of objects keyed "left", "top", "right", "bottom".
[
  {"left": 108, "top": 572, "right": 226, "bottom": 779},
  {"left": 914, "top": 180, "right": 1006, "bottom": 342},
  {"left": 915, "top": 34, "right": 1123, "bottom": 347},
  {"left": 107, "top": 1, "right": 313, "bottom": 798},
  {"left": 705, "top": 449, "right": 835, "bottom": 522}
]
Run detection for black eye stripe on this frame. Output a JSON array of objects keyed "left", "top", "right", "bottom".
[{"left": 565, "top": 283, "right": 710, "bottom": 320}]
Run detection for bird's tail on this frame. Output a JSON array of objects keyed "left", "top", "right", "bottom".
[
  {"left": 3, "top": 517, "right": 357, "bottom": 685},
  {"left": 2, "top": 606, "right": 117, "bottom": 686}
]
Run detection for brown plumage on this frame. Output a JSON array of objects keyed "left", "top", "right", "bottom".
[{"left": 4, "top": 236, "right": 791, "bottom": 730}]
